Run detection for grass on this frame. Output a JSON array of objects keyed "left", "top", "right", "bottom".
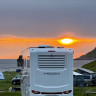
[
  {"left": 0, "top": 72, "right": 20, "bottom": 91},
  {"left": 82, "top": 60, "right": 96, "bottom": 72},
  {"left": 74, "top": 87, "right": 96, "bottom": 96},
  {"left": 0, "top": 71, "right": 21, "bottom": 96},
  {"left": 0, "top": 92, "right": 21, "bottom": 96},
  {"left": 1, "top": 72, "right": 96, "bottom": 96}
]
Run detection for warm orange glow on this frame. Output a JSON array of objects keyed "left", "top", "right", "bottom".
[
  {"left": 58, "top": 38, "right": 77, "bottom": 45},
  {"left": 0, "top": 35, "right": 96, "bottom": 59}
]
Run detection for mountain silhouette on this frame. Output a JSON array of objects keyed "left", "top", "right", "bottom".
[{"left": 75, "top": 47, "right": 96, "bottom": 60}]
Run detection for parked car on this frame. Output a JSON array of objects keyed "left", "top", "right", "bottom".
[
  {"left": 12, "top": 74, "right": 21, "bottom": 85},
  {"left": 9, "top": 87, "right": 21, "bottom": 92},
  {"left": 83, "top": 75, "right": 92, "bottom": 87},
  {"left": 73, "top": 75, "right": 84, "bottom": 87},
  {"left": 73, "top": 71, "right": 85, "bottom": 87},
  {"left": 91, "top": 77, "right": 96, "bottom": 86}
]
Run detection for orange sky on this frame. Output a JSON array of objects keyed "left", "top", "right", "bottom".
[
  {"left": 0, "top": 1, "right": 96, "bottom": 60},
  {"left": 0, "top": 35, "right": 96, "bottom": 59}
]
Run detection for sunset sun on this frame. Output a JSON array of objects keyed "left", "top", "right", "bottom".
[{"left": 59, "top": 38, "right": 74, "bottom": 45}]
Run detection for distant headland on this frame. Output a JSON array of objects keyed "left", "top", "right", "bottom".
[{"left": 75, "top": 47, "right": 96, "bottom": 60}]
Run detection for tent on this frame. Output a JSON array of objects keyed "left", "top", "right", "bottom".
[{"left": 0, "top": 71, "right": 4, "bottom": 80}]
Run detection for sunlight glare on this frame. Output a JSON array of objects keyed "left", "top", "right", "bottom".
[{"left": 60, "top": 38, "right": 74, "bottom": 45}]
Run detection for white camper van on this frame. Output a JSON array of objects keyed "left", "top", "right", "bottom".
[{"left": 20, "top": 45, "right": 73, "bottom": 96}]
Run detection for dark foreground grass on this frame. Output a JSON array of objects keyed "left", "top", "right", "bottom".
[
  {"left": 1, "top": 72, "right": 96, "bottom": 96},
  {"left": 0, "top": 92, "right": 21, "bottom": 96},
  {"left": 0, "top": 87, "right": 96, "bottom": 96},
  {"left": 0, "top": 71, "right": 21, "bottom": 96},
  {"left": 74, "top": 87, "right": 96, "bottom": 96},
  {"left": 0, "top": 72, "right": 20, "bottom": 91}
]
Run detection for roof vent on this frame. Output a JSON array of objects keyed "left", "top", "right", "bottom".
[
  {"left": 38, "top": 45, "right": 54, "bottom": 48},
  {"left": 57, "top": 47, "right": 64, "bottom": 48}
]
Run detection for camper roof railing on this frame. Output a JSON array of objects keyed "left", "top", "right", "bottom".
[{"left": 29, "top": 45, "right": 65, "bottom": 48}]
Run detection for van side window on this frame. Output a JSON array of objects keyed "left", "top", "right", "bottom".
[
  {"left": 24, "top": 58, "right": 27, "bottom": 68},
  {"left": 27, "top": 56, "right": 30, "bottom": 68}
]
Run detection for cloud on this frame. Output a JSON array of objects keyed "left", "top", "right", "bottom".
[
  {"left": 0, "top": 34, "right": 18, "bottom": 38},
  {"left": 0, "top": 0, "right": 96, "bottom": 38}
]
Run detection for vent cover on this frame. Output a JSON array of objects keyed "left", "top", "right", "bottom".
[{"left": 38, "top": 55, "right": 65, "bottom": 68}]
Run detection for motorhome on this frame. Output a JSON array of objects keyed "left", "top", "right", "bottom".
[
  {"left": 73, "top": 71, "right": 84, "bottom": 87},
  {"left": 20, "top": 45, "right": 73, "bottom": 96}
]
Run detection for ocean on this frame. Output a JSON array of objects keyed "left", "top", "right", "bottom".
[
  {"left": 0, "top": 59, "right": 18, "bottom": 72},
  {"left": 0, "top": 59, "right": 94, "bottom": 72}
]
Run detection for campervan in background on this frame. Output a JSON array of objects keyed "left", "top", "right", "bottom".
[{"left": 20, "top": 45, "right": 74, "bottom": 96}]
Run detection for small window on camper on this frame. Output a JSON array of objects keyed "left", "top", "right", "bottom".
[
  {"left": 27, "top": 56, "right": 30, "bottom": 68},
  {"left": 83, "top": 75, "right": 90, "bottom": 79},
  {"left": 24, "top": 58, "right": 27, "bottom": 68}
]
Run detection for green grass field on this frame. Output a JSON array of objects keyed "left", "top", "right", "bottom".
[
  {"left": 74, "top": 87, "right": 96, "bottom": 96},
  {"left": 82, "top": 60, "right": 96, "bottom": 72},
  {"left": 0, "top": 72, "right": 21, "bottom": 96},
  {"left": 1, "top": 72, "right": 96, "bottom": 96}
]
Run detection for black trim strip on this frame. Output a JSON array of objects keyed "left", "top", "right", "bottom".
[{"left": 41, "top": 92, "right": 63, "bottom": 94}]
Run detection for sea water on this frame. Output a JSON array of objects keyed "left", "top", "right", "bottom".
[
  {"left": 0, "top": 59, "right": 94, "bottom": 72},
  {"left": 0, "top": 59, "right": 17, "bottom": 72}
]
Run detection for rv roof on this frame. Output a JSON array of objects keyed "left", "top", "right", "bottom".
[
  {"left": 38, "top": 45, "right": 54, "bottom": 48},
  {"left": 30, "top": 45, "right": 54, "bottom": 48},
  {"left": 78, "top": 68, "right": 95, "bottom": 74},
  {"left": 73, "top": 71, "right": 82, "bottom": 76}
]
